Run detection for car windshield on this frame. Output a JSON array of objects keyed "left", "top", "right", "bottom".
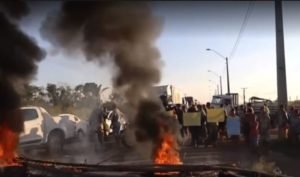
[
  {"left": 2, "top": 1, "right": 300, "bottom": 177},
  {"left": 211, "top": 97, "right": 222, "bottom": 105}
]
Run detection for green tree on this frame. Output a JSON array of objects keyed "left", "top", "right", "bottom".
[
  {"left": 75, "top": 84, "right": 83, "bottom": 92},
  {"left": 47, "top": 83, "right": 58, "bottom": 105},
  {"left": 24, "top": 85, "right": 39, "bottom": 100},
  {"left": 22, "top": 84, "right": 48, "bottom": 106},
  {"left": 57, "top": 86, "right": 73, "bottom": 110},
  {"left": 83, "top": 82, "right": 99, "bottom": 96}
]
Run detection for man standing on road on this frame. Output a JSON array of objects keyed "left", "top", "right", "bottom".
[
  {"left": 110, "top": 106, "right": 122, "bottom": 146},
  {"left": 205, "top": 102, "right": 218, "bottom": 147},
  {"left": 248, "top": 107, "right": 259, "bottom": 151},
  {"left": 198, "top": 105, "right": 208, "bottom": 145},
  {"left": 88, "top": 105, "right": 103, "bottom": 152},
  {"left": 219, "top": 104, "right": 228, "bottom": 141},
  {"left": 188, "top": 104, "right": 199, "bottom": 148},
  {"left": 226, "top": 108, "right": 241, "bottom": 142},
  {"left": 288, "top": 109, "right": 300, "bottom": 143},
  {"left": 175, "top": 104, "right": 184, "bottom": 138},
  {"left": 258, "top": 106, "right": 271, "bottom": 147},
  {"left": 264, "top": 103, "right": 270, "bottom": 116},
  {"left": 288, "top": 106, "right": 295, "bottom": 121},
  {"left": 277, "top": 104, "right": 288, "bottom": 140},
  {"left": 243, "top": 107, "right": 253, "bottom": 145}
]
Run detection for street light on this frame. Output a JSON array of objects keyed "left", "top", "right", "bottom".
[
  {"left": 206, "top": 48, "right": 230, "bottom": 94},
  {"left": 208, "top": 70, "right": 223, "bottom": 95}
]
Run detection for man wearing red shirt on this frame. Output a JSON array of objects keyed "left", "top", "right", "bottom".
[{"left": 248, "top": 108, "right": 259, "bottom": 149}]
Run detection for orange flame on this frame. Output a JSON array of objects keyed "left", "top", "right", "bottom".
[
  {"left": 0, "top": 123, "right": 19, "bottom": 165},
  {"left": 154, "top": 133, "right": 182, "bottom": 165}
]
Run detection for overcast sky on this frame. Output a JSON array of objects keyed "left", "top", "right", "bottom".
[{"left": 20, "top": 1, "right": 300, "bottom": 103}]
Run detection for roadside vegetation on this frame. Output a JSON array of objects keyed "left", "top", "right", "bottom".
[{"left": 21, "top": 82, "right": 115, "bottom": 119}]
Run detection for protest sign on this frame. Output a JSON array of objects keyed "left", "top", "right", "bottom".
[
  {"left": 207, "top": 108, "right": 224, "bottom": 123},
  {"left": 183, "top": 112, "right": 201, "bottom": 126},
  {"left": 226, "top": 116, "right": 241, "bottom": 136}
]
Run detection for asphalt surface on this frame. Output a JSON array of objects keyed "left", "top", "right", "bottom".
[{"left": 21, "top": 140, "right": 299, "bottom": 177}]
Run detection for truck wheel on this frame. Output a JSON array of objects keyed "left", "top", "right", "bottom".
[{"left": 47, "top": 131, "right": 64, "bottom": 154}]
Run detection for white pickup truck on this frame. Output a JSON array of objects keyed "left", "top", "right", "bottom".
[{"left": 19, "top": 106, "right": 77, "bottom": 153}]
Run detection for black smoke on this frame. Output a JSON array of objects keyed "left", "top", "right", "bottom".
[
  {"left": 135, "top": 100, "right": 179, "bottom": 143},
  {"left": 40, "top": 1, "right": 162, "bottom": 107},
  {"left": 40, "top": 1, "right": 179, "bottom": 155},
  {"left": 0, "top": 1, "right": 44, "bottom": 132}
]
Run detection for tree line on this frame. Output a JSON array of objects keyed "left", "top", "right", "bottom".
[{"left": 22, "top": 82, "right": 116, "bottom": 118}]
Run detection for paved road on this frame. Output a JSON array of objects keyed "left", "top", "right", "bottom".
[{"left": 21, "top": 141, "right": 299, "bottom": 177}]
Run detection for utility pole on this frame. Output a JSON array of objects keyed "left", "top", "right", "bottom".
[
  {"left": 209, "top": 80, "right": 219, "bottom": 96},
  {"left": 275, "top": 0, "right": 288, "bottom": 106},
  {"left": 219, "top": 76, "right": 223, "bottom": 95},
  {"left": 206, "top": 49, "right": 230, "bottom": 95},
  {"left": 208, "top": 70, "right": 223, "bottom": 95},
  {"left": 241, "top": 87, "right": 247, "bottom": 106},
  {"left": 226, "top": 57, "right": 230, "bottom": 94}
]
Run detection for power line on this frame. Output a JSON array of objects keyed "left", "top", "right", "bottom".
[
  {"left": 219, "top": 1, "right": 255, "bottom": 86},
  {"left": 229, "top": 1, "right": 255, "bottom": 61},
  {"left": 229, "top": 1, "right": 254, "bottom": 60}
]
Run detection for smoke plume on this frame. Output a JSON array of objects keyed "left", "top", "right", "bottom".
[
  {"left": 40, "top": 2, "right": 162, "bottom": 107},
  {"left": 40, "top": 0, "right": 176, "bottom": 152},
  {"left": 0, "top": 1, "right": 44, "bottom": 132}
]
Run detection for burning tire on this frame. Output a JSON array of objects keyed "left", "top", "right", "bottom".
[{"left": 47, "top": 130, "right": 64, "bottom": 154}]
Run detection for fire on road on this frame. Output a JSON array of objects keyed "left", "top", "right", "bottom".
[{"left": 18, "top": 141, "right": 298, "bottom": 176}]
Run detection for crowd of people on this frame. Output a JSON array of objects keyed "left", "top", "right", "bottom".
[
  {"left": 172, "top": 102, "right": 219, "bottom": 148},
  {"left": 171, "top": 102, "right": 300, "bottom": 149},
  {"left": 87, "top": 100, "right": 300, "bottom": 152}
]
